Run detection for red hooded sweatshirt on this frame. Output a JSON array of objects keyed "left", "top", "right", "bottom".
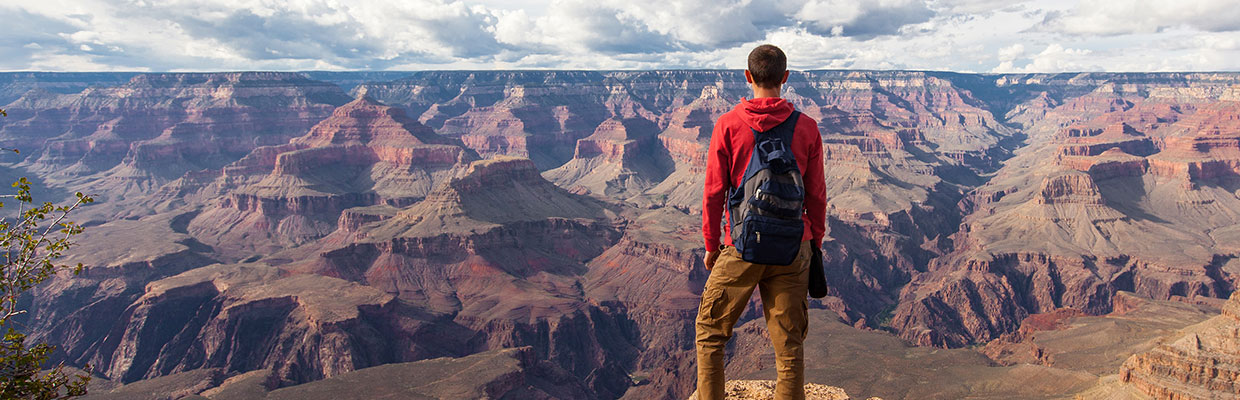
[{"left": 702, "top": 97, "right": 826, "bottom": 251}]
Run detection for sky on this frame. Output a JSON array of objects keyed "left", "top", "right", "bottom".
[{"left": 3, "top": 0, "right": 1240, "bottom": 73}]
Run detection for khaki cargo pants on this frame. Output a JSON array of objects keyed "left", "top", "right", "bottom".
[{"left": 696, "top": 241, "right": 811, "bottom": 400}]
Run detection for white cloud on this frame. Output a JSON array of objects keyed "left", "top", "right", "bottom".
[
  {"left": 993, "top": 43, "right": 1096, "bottom": 73},
  {"left": 1, "top": 0, "right": 1240, "bottom": 72},
  {"left": 797, "top": 0, "right": 934, "bottom": 38},
  {"left": 998, "top": 44, "right": 1025, "bottom": 62},
  {"left": 1038, "top": 0, "right": 1240, "bottom": 36}
]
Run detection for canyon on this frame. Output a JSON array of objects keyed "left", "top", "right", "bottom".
[{"left": 3, "top": 70, "right": 1238, "bottom": 399}]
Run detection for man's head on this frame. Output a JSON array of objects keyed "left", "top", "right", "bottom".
[{"left": 746, "top": 44, "right": 788, "bottom": 90}]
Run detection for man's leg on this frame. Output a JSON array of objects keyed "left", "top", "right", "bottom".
[
  {"left": 758, "top": 241, "right": 811, "bottom": 400},
  {"left": 696, "top": 246, "right": 763, "bottom": 400}
]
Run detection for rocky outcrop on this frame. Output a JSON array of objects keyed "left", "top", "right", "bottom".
[
  {"left": 1055, "top": 123, "right": 1158, "bottom": 157},
  {"left": 1148, "top": 136, "right": 1240, "bottom": 181},
  {"left": 891, "top": 252, "right": 1235, "bottom": 347},
  {"left": 1060, "top": 148, "right": 1149, "bottom": 179},
  {"left": 184, "top": 96, "right": 474, "bottom": 259},
  {"left": 544, "top": 117, "right": 673, "bottom": 200},
  {"left": 27, "top": 212, "right": 220, "bottom": 371},
  {"left": 265, "top": 157, "right": 635, "bottom": 397},
  {"left": 1120, "top": 292, "right": 1240, "bottom": 399},
  {"left": 685, "top": 380, "right": 865, "bottom": 400},
  {"left": 1035, "top": 173, "right": 1106, "bottom": 205},
  {"left": 890, "top": 253, "right": 1098, "bottom": 347},
  {"left": 79, "top": 263, "right": 427, "bottom": 385}
]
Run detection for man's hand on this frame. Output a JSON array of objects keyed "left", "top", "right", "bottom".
[{"left": 704, "top": 250, "right": 720, "bottom": 271}]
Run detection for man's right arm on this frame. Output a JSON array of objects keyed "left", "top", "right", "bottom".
[{"left": 702, "top": 120, "right": 730, "bottom": 254}]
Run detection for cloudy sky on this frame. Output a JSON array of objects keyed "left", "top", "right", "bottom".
[{"left": 3, "top": 0, "right": 1240, "bottom": 72}]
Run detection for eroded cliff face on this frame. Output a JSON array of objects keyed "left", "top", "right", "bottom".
[
  {"left": 543, "top": 117, "right": 674, "bottom": 200},
  {"left": 182, "top": 96, "right": 475, "bottom": 260},
  {"left": 890, "top": 74, "right": 1240, "bottom": 347},
  {"left": 1121, "top": 292, "right": 1240, "bottom": 399},
  {"left": 247, "top": 157, "right": 636, "bottom": 397},
  {"left": 583, "top": 208, "right": 709, "bottom": 400},
  {"left": 0, "top": 72, "right": 352, "bottom": 218},
  {"left": 26, "top": 212, "right": 219, "bottom": 372},
  {"left": 86, "top": 263, "right": 414, "bottom": 384},
  {"left": 9, "top": 71, "right": 1240, "bottom": 400}
]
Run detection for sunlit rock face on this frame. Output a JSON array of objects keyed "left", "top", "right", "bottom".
[
  {"left": 1121, "top": 292, "right": 1240, "bottom": 399},
  {"left": 182, "top": 96, "right": 475, "bottom": 260}
]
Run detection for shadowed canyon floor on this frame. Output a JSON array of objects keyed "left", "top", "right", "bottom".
[{"left": 4, "top": 71, "right": 1239, "bottom": 399}]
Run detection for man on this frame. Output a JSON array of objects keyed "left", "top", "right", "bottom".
[{"left": 697, "top": 44, "right": 826, "bottom": 400}]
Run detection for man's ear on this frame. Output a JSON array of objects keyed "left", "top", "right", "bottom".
[
  {"left": 780, "top": 70, "right": 790, "bottom": 84},
  {"left": 744, "top": 70, "right": 754, "bottom": 84}
]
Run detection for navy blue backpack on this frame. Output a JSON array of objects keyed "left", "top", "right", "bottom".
[{"left": 727, "top": 111, "right": 805, "bottom": 266}]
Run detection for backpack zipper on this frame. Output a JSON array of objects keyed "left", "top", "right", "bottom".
[{"left": 757, "top": 232, "right": 762, "bottom": 243}]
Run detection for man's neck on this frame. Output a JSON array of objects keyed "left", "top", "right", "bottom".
[{"left": 751, "top": 85, "right": 781, "bottom": 99}]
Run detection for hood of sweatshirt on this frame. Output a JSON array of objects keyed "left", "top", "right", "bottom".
[{"left": 735, "top": 97, "right": 794, "bottom": 132}]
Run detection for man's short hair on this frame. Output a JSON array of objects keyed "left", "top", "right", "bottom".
[{"left": 748, "top": 44, "right": 787, "bottom": 89}]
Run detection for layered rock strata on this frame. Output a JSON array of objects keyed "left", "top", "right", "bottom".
[
  {"left": 0, "top": 72, "right": 351, "bottom": 214},
  {"left": 183, "top": 96, "right": 473, "bottom": 259},
  {"left": 1121, "top": 292, "right": 1240, "bottom": 399}
]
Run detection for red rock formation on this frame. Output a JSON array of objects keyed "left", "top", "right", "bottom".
[
  {"left": 26, "top": 213, "right": 220, "bottom": 379},
  {"left": 0, "top": 72, "right": 351, "bottom": 212},
  {"left": 393, "top": 72, "right": 612, "bottom": 170},
  {"left": 1035, "top": 173, "right": 1105, "bottom": 204},
  {"left": 184, "top": 96, "right": 474, "bottom": 259},
  {"left": 641, "top": 83, "right": 738, "bottom": 211},
  {"left": 890, "top": 75, "right": 1240, "bottom": 348},
  {"left": 1055, "top": 123, "right": 1157, "bottom": 157},
  {"left": 584, "top": 208, "right": 709, "bottom": 400},
  {"left": 1121, "top": 292, "right": 1240, "bottom": 399},
  {"left": 1059, "top": 148, "right": 1148, "bottom": 179},
  {"left": 90, "top": 263, "right": 413, "bottom": 384},
  {"left": 544, "top": 117, "right": 672, "bottom": 200},
  {"left": 336, "top": 205, "right": 398, "bottom": 234},
  {"left": 1147, "top": 135, "right": 1240, "bottom": 181},
  {"left": 271, "top": 157, "right": 634, "bottom": 397}
]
